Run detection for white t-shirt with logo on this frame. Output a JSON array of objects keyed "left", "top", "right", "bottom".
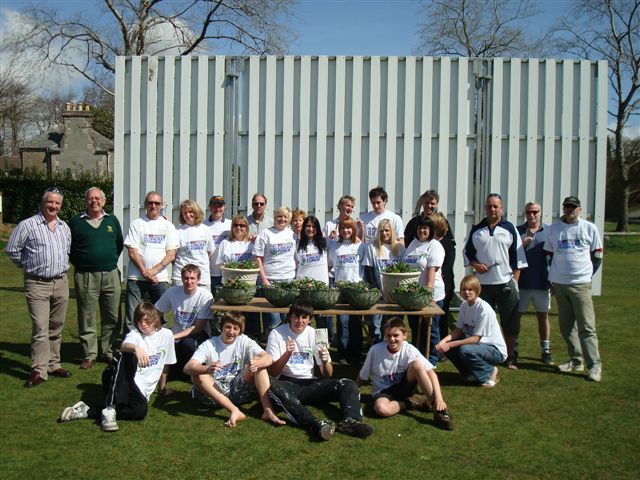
[
  {"left": 215, "top": 239, "right": 254, "bottom": 266},
  {"left": 172, "top": 223, "right": 214, "bottom": 285},
  {"left": 253, "top": 227, "right": 296, "bottom": 281},
  {"left": 456, "top": 298, "right": 507, "bottom": 361},
  {"left": 362, "top": 243, "right": 399, "bottom": 289},
  {"left": 204, "top": 218, "right": 232, "bottom": 277},
  {"left": 359, "top": 210, "right": 405, "bottom": 244},
  {"left": 154, "top": 285, "right": 214, "bottom": 335},
  {"left": 266, "top": 323, "right": 328, "bottom": 380},
  {"left": 122, "top": 327, "right": 176, "bottom": 401},
  {"left": 295, "top": 243, "right": 329, "bottom": 284},
  {"left": 403, "top": 238, "right": 446, "bottom": 301},
  {"left": 124, "top": 215, "right": 179, "bottom": 282},
  {"left": 328, "top": 240, "right": 366, "bottom": 283}
]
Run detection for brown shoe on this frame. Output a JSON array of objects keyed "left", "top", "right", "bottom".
[
  {"left": 50, "top": 368, "right": 73, "bottom": 378},
  {"left": 24, "top": 370, "right": 46, "bottom": 388},
  {"left": 434, "top": 410, "right": 455, "bottom": 430},
  {"left": 80, "top": 359, "right": 96, "bottom": 370},
  {"left": 405, "top": 394, "right": 433, "bottom": 412}
]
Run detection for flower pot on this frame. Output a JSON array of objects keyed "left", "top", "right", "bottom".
[
  {"left": 380, "top": 271, "right": 421, "bottom": 303},
  {"left": 340, "top": 288, "right": 381, "bottom": 309},
  {"left": 264, "top": 286, "right": 300, "bottom": 307},
  {"left": 393, "top": 289, "right": 432, "bottom": 311},
  {"left": 217, "top": 286, "right": 255, "bottom": 306},
  {"left": 220, "top": 266, "right": 259, "bottom": 285},
  {"left": 297, "top": 288, "right": 341, "bottom": 310}
]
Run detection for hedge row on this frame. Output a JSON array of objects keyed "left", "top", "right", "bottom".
[{"left": 0, "top": 169, "right": 114, "bottom": 223}]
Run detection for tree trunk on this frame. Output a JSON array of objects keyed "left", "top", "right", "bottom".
[{"left": 614, "top": 124, "right": 630, "bottom": 232}]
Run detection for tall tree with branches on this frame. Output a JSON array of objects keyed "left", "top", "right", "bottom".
[
  {"left": 556, "top": 0, "right": 640, "bottom": 232},
  {"left": 7, "top": 0, "right": 296, "bottom": 96},
  {"left": 414, "top": 0, "right": 549, "bottom": 57}
]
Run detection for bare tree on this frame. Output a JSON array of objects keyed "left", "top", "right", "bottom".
[
  {"left": 556, "top": 0, "right": 640, "bottom": 232},
  {"left": 7, "top": 0, "right": 296, "bottom": 96},
  {"left": 415, "top": 0, "right": 549, "bottom": 57}
]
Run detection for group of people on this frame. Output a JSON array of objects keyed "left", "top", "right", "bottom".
[{"left": 6, "top": 184, "right": 604, "bottom": 437}]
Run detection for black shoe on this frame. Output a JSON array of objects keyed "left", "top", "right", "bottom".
[
  {"left": 336, "top": 418, "right": 374, "bottom": 438},
  {"left": 313, "top": 420, "right": 335, "bottom": 441}
]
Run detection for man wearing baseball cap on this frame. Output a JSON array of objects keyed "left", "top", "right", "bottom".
[
  {"left": 204, "top": 195, "right": 232, "bottom": 291},
  {"left": 544, "top": 196, "right": 603, "bottom": 382}
]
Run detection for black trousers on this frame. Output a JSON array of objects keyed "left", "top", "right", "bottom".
[{"left": 99, "top": 351, "right": 148, "bottom": 420}]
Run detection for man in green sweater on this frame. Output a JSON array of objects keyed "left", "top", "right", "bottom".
[{"left": 70, "top": 187, "right": 124, "bottom": 369}]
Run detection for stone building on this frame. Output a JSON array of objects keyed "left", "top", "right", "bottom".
[{"left": 20, "top": 102, "right": 113, "bottom": 173}]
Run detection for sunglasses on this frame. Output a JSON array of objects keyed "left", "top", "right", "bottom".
[
  {"left": 233, "top": 223, "right": 247, "bottom": 228},
  {"left": 253, "top": 202, "right": 265, "bottom": 206},
  {"left": 487, "top": 192, "right": 502, "bottom": 199},
  {"left": 46, "top": 187, "right": 63, "bottom": 195},
  {"left": 146, "top": 201, "right": 162, "bottom": 206},
  {"left": 525, "top": 210, "right": 540, "bottom": 214}
]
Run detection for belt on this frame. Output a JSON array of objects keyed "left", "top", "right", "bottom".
[{"left": 25, "top": 273, "right": 66, "bottom": 282}]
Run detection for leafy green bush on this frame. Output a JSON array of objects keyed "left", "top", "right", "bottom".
[{"left": 0, "top": 168, "right": 113, "bottom": 222}]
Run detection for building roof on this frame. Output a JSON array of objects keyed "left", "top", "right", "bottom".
[{"left": 20, "top": 126, "right": 113, "bottom": 153}]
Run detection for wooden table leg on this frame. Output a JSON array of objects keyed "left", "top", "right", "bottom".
[{"left": 423, "top": 315, "right": 432, "bottom": 360}]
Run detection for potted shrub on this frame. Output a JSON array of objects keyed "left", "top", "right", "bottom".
[
  {"left": 264, "top": 279, "right": 300, "bottom": 307},
  {"left": 392, "top": 282, "right": 433, "bottom": 311},
  {"left": 336, "top": 281, "right": 381, "bottom": 309},
  {"left": 296, "top": 278, "right": 340, "bottom": 310},
  {"left": 217, "top": 277, "right": 255, "bottom": 305},
  {"left": 380, "top": 262, "right": 420, "bottom": 303},
  {"left": 220, "top": 260, "right": 260, "bottom": 285}
]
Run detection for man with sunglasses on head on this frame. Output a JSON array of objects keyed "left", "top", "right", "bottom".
[
  {"left": 7, "top": 187, "right": 73, "bottom": 387},
  {"left": 463, "top": 193, "right": 528, "bottom": 371},
  {"left": 204, "top": 195, "right": 232, "bottom": 292},
  {"left": 516, "top": 202, "right": 554, "bottom": 365},
  {"left": 124, "top": 191, "right": 179, "bottom": 333},
  {"left": 544, "top": 196, "right": 603, "bottom": 382},
  {"left": 247, "top": 193, "right": 273, "bottom": 238}
]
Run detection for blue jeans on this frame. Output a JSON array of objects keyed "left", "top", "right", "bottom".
[
  {"left": 124, "top": 279, "right": 169, "bottom": 333},
  {"left": 367, "top": 314, "right": 383, "bottom": 345},
  {"left": 408, "top": 299, "right": 443, "bottom": 365},
  {"left": 446, "top": 343, "right": 504, "bottom": 383},
  {"left": 260, "top": 279, "right": 288, "bottom": 337},
  {"left": 337, "top": 315, "right": 363, "bottom": 364}
]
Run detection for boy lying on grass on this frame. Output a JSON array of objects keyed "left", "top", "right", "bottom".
[
  {"left": 357, "top": 316, "right": 454, "bottom": 430},
  {"left": 59, "top": 302, "right": 176, "bottom": 432},
  {"left": 184, "top": 311, "right": 285, "bottom": 427}
]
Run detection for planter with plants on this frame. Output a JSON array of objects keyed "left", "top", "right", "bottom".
[
  {"left": 220, "top": 260, "right": 260, "bottom": 285},
  {"left": 264, "top": 280, "right": 300, "bottom": 307},
  {"left": 217, "top": 277, "right": 256, "bottom": 305},
  {"left": 392, "top": 281, "right": 433, "bottom": 311},
  {"left": 296, "top": 278, "right": 341, "bottom": 310},
  {"left": 335, "top": 280, "right": 381, "bottom": 309},
  {"left": 380, "top": 262, "right": 420, "bottom": 303}
]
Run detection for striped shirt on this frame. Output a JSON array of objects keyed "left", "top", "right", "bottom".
[{"left": 6, "top": 211, "right": 71, "bottom": 278}]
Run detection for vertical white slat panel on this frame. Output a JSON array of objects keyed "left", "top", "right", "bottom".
[
  {"left": 177, "top": 56, "right": 192, "bottom": 210},
  {"left": 489, "top": 58, "right": 503, "bottom": 195},
  {"left": 453, "top": 58, "right": 470, "bottom": 247},
  {"left": 437, "top": 57, "right": 451, "bottom": 197},
  {"left": 145, "top": 56, "right": 159, "bottom": 206},
  {"left": 281, "top": 56, "right": 294, "bottom": 208},
  {"left": 263, "top": 56, "right": 277, "bottom": 208},
  {"left": 420, "top": 57, "right": 434, "bottom": 198},
  {"left": 315, "top": 56, "right": 329, "bottom": 223},
  {"left": 333, "top": 57, "right": 346, "bottom": 205},
  {"left": 114, "top": 56, "right": 126, "bottom": 217},
  {"left": 129, "top": 57, "right": 143, "bottom": 215},
  {"left": 160, "top": 57, "right": 175, "bottom": 215},
  {"left": 350, "top": 56, "right": 363, "bottom": 197},
  {"left": 298, "top": 56, "right": 311, "bottom": 210},
  {"left": 525, "top": 59, "right": 539, "bottom": 205},
  {"left": 560, "top": 60, "right": 574, "bottom": 199},
  {"left": 592, "top": 60, "right": 608, "bottom": 295},
  {"left": 212, "top": 56, "right": 226, "bottom": 197},
  {"left": 506, "top": 58, "right": 521, "bottom": 222},
  {"left": 194, "top": 55, "right": 209, "bottom": 203},
  {"left": 246, "top": 56, "right": 261, "bottom": 202},
  {"left": 542, "top": 60, "right": 556, "bottom": 224},
  {"left": 577, "top": 60, "right": 591, "bottom": 207},
  {"left": 384, "top": 56, "right": 398, "bottom": 205},
  {"left": 368, "top": 57, "right": 381, "bottom": 188},
  {"left": 402, "top": 57, "right": 416, "bottom": 218}
]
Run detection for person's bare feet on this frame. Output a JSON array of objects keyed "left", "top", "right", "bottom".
[
  {"left": 224, "top": 409, "right": 247, "bottom": 428},
  {"left": 262, "top": 408, "right": 286, "bottom": 426}
]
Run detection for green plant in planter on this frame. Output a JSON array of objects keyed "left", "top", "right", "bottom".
[
  {"left": 336, "top": 281, "right": 381, "bottom": 309},
  {"left": 274, "top": 279, "right": 301, "bottom": 290},
  {"left": 223, "top": 260, "right": 258, "bottom": 269},
  {"left": 393, "top": 281, "right": 433, "bottom": 310},
  {"left": 296, "top": 278, "right": 340, "bottom": 309},
  {"left": 218, "top": 278, "right": 255, "bottom": 305},
  {"left": 223, "top": 277, "right": 255, "bottom": 289},
  {"left": 295, "top": 278, "right": 332, "bottom": 290},
  {"left": 383, "top": 261, "right": 418, "bottom": 273}
]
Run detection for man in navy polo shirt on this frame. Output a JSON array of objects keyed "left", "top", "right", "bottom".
[{"left": 464, "top": 193, "right": 528, "bottom": 369}]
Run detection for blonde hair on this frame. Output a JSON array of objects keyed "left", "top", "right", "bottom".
[
  {"left": 291, "top": 209, "right": 306, "bottom": 221},
  {"left": 179, "top": 199, "right": 205, "bottom": 225},
  {"left": 273, "top": 206, "right": 292, "bottom": 223},
  {"left": 429, "top": 212, "right": 449, "bottom": 239},
  {"left": 230, "top": 215, "right": 250, "bottom": 241},
  {"left": 460, "top": 274, "right": 481, "bottom": 295},
  {"left": 374, "top": 219, "right": 401, "bottom": 258}
]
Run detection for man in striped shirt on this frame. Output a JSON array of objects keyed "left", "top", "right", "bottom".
[{"left": 7, "top": 187, "right": 73, "bottom": 388}]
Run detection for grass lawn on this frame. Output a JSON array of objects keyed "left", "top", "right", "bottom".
[{"left": 1, "top": 233, "right": 639, "bottom": 480}]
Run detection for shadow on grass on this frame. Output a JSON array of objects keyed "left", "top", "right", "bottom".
[{"left": 0, "top": 340, "right": 87, "bottom": 380}]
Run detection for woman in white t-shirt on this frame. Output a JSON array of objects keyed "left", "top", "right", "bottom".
[
  {"left": 328, "top": 217, "right": 366, "bottom": 365},
  {"left": 173, "top": 199, "right": 213, "bottom": 288},
  {"left": 291, "top": 209, "right": 306, "bottom": 243},
  {"left": 295, "top": 215, "right": 333, "bottom": 343},
  {"left": 403, "top": 216, "right": 445, "bottom": 365},
  {"left": 362, "top": 219, "right": 406, "bottom": 344},
  {"left": 216, "top": 215, "right": 254, "bottom": 266},
  {"left": 254, "top": 206, "right": 297, "bottom": 334}
]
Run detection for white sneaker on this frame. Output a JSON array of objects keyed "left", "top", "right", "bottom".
[
  {"left": 101, "top": 407, "right": 119, "bottom": 432},
  {"left": 587, "top": 364, "right": 602, "bottom": 382},
  {"left": 59, "top": 401, "right": 89, "bottom": 422},
  {"left": 557, "top": 360, "right": 584, "bottom": 373}
]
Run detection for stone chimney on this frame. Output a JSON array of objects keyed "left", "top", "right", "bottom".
[{"left": 59, "top": 102, "right": 95, "bottom": 171}]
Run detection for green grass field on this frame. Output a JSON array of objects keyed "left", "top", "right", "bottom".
[{"left": 1, "top": 232, "right": 638, "bottom": 480}]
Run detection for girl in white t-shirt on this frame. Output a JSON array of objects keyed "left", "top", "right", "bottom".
[
  {"left": 173, "top": 199, "right": 213, "bottom": 287},
  {"left": 328, "top": 217, "right": 366, "bottom": 365},
  {"left": 59, "top": 302, "right": 176, "bottom": 432},
  {"left": 402, "top": 216, "right": 445, "bottom": 365},
  {"left": 216, "top": 215, "right": 255, "bottom": 266}
]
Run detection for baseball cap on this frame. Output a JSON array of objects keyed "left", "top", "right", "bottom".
[
  {"left": 562, "top": 196, "right": 581, "bottom": 207},
  {"left": 209, "top": 195, "right": 225, "bottom": 206}
]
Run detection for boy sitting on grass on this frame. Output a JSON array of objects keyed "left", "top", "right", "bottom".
[
  {"left": 59, "top": 302, "right": 176, "bottom": 432},
  {"left": 357, "top": 316, "right": 454, "bottom": 430},
  {"left": 435, "top": 274, "right": 507, "bottom": 388},
  {"left": 184, "top": 311, "right": 285, "bottom": 428}
]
